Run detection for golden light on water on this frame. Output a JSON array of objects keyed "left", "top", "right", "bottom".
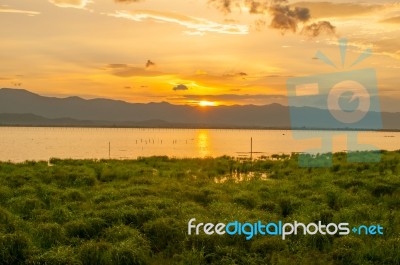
[{"left": 196, "top": 129, "right": 211, "bottom": 157}]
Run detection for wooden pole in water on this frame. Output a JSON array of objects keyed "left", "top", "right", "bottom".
[{"left": 250, "top": 137, "right": 253, "bottom": 160}]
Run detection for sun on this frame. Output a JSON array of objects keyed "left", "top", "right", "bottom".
[{"left": 198, "top": 100, "right": 217, "bottom": 107}]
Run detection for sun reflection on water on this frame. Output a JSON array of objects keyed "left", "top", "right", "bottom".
[{"left": 196, "top": 129, "right": 211, "bottom": 157}]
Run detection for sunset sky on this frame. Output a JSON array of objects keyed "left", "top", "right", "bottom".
[{"left": 1, "top": 0, "right": 399, "bottom": 111}]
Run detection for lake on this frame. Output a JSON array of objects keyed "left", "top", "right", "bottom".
[{"left": 0, "top": 127, "right": 399, "bottom": 162}]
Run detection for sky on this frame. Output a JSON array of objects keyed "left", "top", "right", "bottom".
[{"left": 0, "top": 0, "right": 399, "bottom": 111}]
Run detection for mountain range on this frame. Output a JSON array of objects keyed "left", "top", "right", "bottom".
[{"left": 0, "top": 88, "right": 399, "bottom": 130}]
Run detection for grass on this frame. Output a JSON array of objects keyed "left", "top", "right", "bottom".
[{"left": 0, "top": 151, "right": 398, "bottom": 264}]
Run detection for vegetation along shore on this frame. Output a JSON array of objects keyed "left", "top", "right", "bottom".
[{"left": 0, "top": 151, "right": 399, "bottom": 264}]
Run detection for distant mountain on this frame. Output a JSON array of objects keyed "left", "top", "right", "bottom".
[
  {"left": 0, "top": 113, "right": 178, "bottom": 127},
  {"left": 0, "top": 113, "right": 91, "bottom": 126},
  {"left": 0, "top": 88, "right": 399, "bottom": 130}
]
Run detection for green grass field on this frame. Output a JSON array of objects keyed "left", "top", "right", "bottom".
[{"left": 0, "top": 151, "right": 399, "bottom": 264}]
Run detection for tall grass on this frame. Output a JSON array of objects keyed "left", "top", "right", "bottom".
[{"left": 0, "top": 152, "right": 398, "bottom": 264}]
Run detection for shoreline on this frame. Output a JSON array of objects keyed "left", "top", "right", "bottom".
[
  {"left": 1, "top": 150, "right": 398, "bottom": 164},
  {"left": 0, "top": 125, "right": 399, "bottom": 132}
]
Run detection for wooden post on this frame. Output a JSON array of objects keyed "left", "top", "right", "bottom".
[
  {"left": 109, "top": 142, "right": 111, "bottom": 159},
  {"left": 250, "top": 137, "right": 253, "bottom": 160}
]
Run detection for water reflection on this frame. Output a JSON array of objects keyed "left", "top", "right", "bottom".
[
  {"left": 196, "top": 129, "right": 210, "bottom": 157},
  {"left": 0, "top": 127, "right": 398, "bottom": 162},
  {"left": 214, "top": 172, "right": 269, "bottom": 183}
]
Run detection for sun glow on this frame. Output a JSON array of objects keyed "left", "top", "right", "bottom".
[{"left": 198, "top": 100, "right": 217, "bottom": 107}]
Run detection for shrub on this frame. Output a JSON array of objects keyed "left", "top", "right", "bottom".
[
  {"left": 326, "top": 191, "right": 340, "bottom": 210},
  {"left": 102, "top": 225, "right": 144, "bottom": 243},
  {"left": 174, "top": 249, "right": 207, "bottom": 265},
  {"left": 278, "top": 197, "right": 299, "bottom": 217},
  {"left": 75, "top": 174, "right": 97, "bottom": 187},
  {"left": 62, "top": 189, "right": 85, "bottom": 202},
  {"left": 110, "top": 238, "right": 151, "bottom": 265},
  {"left": 258, "top": 201, "right": 276, "bottom": 212},
  {"left": 51, "top": 206, "right": 73, "bottom": 224},
  {"left": 0, "top": 233, "right": 30, "bottom": 265},
  {"left": 0, "top": 186, "right": 12, "bottom": 203},
  {"left": 9, "top": 197, "right": 45, "bottom": 219},
  {"left": 306, "top": 234, "right": 333, "bottom": 251},
  {"left": 79, "top": 238, "right": 151, "bottom": 265},
  {"left": 0, "top": 207, "right": 15, "bottom": 233},
  {"left": 233, "top": 192, "right": 257, "bottom": 209},
  {"left": 34, "top": 223, "right": 65, "bottom": 249},
  {"left": 79, "top": 241, "right": 112, "bottom": 265},
  {"left": 65, "top": 218, "right": 108, "bottom": 239},
  {"left": 316, "top": 210, "right": 334, "bottom": 224},
  {"left": 121, "top": 207, "right": 159, "bottom": 227},
  {"left": 371, "top": 184, "right": 395, "bottom": 197},
  {"left": 51, "top": 166, "right": 96, "bottom": 187},
  {"left": 27, "top": 246, "right": 80, "bottom": 265},
  {"left": 143, "top": 217, "right": 185, "bottom": 255},
  {"left": 331, "top": 237, "right": 363, "bottom": 264},
  {"left": 98, "top": 167, "right": 134, "bottom": 182},
  {"left": 250, "top": 237, "right": 287, "bottom": 254},
  {"left": 189, "top": 188, "right": 217, "bottom": 206}
]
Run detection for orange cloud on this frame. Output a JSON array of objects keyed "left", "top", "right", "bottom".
[
  {"left": 48, "top": 0, "right": 90, "bottom": 9},
  {"left": 105, "top": 64, "right": 164, "bottom": 77},
  {"left": 0, "top": 6, "right": 40, "bottom": 16},
  {"left": 380, "top": 16, "right": 400, "bottom": 24},
  {"left": 108, "top": 10, "right": 248, "bottom": 35},
  {"left": 292, "top": 2, "right": 384, "bottom": 19}
]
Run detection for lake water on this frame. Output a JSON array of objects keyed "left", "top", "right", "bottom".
[{"left": 0, "top": 127, "right": 399, "bottom": 162}]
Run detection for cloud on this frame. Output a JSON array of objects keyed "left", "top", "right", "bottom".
[
  {"left": 208, "top": 0, "right": 271, "bottom": 15},
  {"left": 114, "top": 0, "right": 142, "bottom": 2},
  {"left": 48, "top": 0, "right": 90, "bottom": 9},
  {"left": 173, "top": 84, "right": 189, "bottom": 91},
  {"left": 332, "top": 38, "right": 400, "bottom": 61},
  {"left": 208, "top": 0, "right": 336, "bottom": 37},
  {"left": 268, "top": 0, "right": 335, "bottom": 36},
  {"left": 224, "top": 18, "right": 239, "bottom": 23},
  {"left": 208, "top": 0, "right": 237, "bottom": 13},
  {"left": 183, "top": 94, "right": 285, "bottom": 101},
  {"left": 105, "top": 64, "right": 163, "bottom": 77},
  {"left": 0, "top": 6, "right": 40, "bottom": 16},
  {"left": 223, "top": 72, "right": 248, "bottom": 79},
  {"left": 145, "top": 60, "right": 156, "bottom": 69},
  {"left": 195, "top": 70, "right": 208, "bottom": 75},
  {"left": 107, "top": 64, "right": 128, "bottom": 68},
  {"left": 114, "top": 67, "right": 161, "bottom": 77},
  {"left": 253, "top": 18, "right": 267, "bottom": 31},
  {"left": 292, "top": 2, "right": 384, "bottom": 19},
  {"left": 108, "top": 10, "right": 248, "bottom": 35},
  {"left": 380, "top": 16, "right": 400, "bottom": 24},
  {"left": 269, "top": 1, "right": 310, "bottom": 32},
  {"left": 246, "top": 0, "right": 269, "bottom": 14},
  {"left": 224, "top": 72, "right": 247, "bottom": 76},
  {"left": 301, "top": 21, "right": 336, "bottom": 38},
  {"left": 184, "top": 31, "right": 206, "bottom": 36},
  {"left": 186, "top": 71, "right": 290, "bottom": 87},
  {"left": 371, "top": 38, "right": 400, "bottom": 60}
]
